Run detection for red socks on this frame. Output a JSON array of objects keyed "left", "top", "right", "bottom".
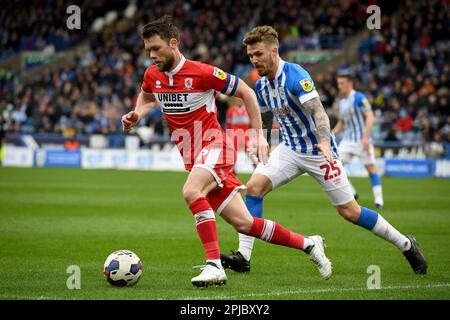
[
  {"left": 189, "top": 198, "right": 305, "bottom": 260},
  {"left": 189, "top": 197, "right": 220, "bottom": 260},
  {"left": 249, "top": 217, "right": 305, "bottom": 250}
]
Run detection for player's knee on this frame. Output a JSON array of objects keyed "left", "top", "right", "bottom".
[
  {"left": 233, "top": 218, "right": 253, "bottom": 234},
  {"left": 336, "top": 202, "right": 359, "bottom": 223},
  {"left": 182, "top": 185, "right": 202, "bottom": 204},
  {"left": 366, "top": 165, "right": 377, "bottom": 175},
  {"left": 247, "top": 178, "right": 270, "bottom": 197}
]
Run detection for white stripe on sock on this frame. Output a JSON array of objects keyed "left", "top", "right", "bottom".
[{"left": 261, "top": 220, "right": 275, "bottom": 242}]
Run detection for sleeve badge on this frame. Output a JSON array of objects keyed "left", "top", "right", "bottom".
[
  {"left": 299, "top": 79, "right": 313, "bottom": 92},
  {"left": 362, "top": 98, "right": 371, "bottom": 108},
  {"left": 213, "top": 67, "right": 227, "bottom": 80}
]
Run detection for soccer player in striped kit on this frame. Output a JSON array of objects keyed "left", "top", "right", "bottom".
[
  {"left": 221, "top": 26, "right": 427, "bottom": 276},
  {"left": 332, "top": 72, "right": 384, "bottom": 209}
]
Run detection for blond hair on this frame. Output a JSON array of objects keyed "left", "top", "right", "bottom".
[{"left": 242, "top": 26, "right": 279, "bottom": 47}]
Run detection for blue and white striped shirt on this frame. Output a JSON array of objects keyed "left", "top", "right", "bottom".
[
  {"left": 338, "top": 90, "right": 371, "bottom": 143},
  {"left": 255, "top": 59, "right": 339, "bottom": 158}
]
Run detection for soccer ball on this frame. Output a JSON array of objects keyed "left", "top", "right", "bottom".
[{"left": 103, "top": 250, "right": 143, "bottom": 287}]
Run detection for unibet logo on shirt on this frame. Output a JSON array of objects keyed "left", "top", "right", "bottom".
[{"left": 299, "top": 79, "right": 313, "bottom": 92}]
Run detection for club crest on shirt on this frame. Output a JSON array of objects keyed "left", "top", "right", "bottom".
[
  {"left": 184, "top": 77, "right": 193, "bottom": 90},
  {"left": 156, "top": 80, "right": 162, "bottom": 89},
  {"left": 299, "top": 79, "right": 313, "bottom": 92},
  {"left": 213, "top": 67, "right": 227, "bottom": 80}
]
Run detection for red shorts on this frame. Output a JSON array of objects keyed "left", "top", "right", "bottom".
[
  {"left": 192, "top": 142, "right": 236, "bottom": 185},
  {"left": 190, "top": 141, "right": 245, "bottom": 213},
  {"left": 206, "top": 170, "right": 245, "bottom": 214}
]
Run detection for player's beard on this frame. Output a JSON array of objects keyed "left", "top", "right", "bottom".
[
  {"left": 157, "top": 52, "right": 175, "bottom": 72},
  {"left": 256, "top": 57, "right": 275, "bottom": 77}
]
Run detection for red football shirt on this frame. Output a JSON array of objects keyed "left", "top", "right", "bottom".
[{"left": 141, "top": 56, "right": 239, "bottom": 170}]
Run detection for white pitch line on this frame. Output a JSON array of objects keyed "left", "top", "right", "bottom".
[
  {"left": 181, "top": 283, "right": 450, "bottom": 300},
  {"left": 0, "top": 283, "right": 449, "bottom": 300},
  {"left": 0, "top": 294, "right": 77, "bottom": 300}
]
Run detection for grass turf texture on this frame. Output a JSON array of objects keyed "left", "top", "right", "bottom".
[{"left": 0, "top": 167, "right": 449, "bottom": 300}]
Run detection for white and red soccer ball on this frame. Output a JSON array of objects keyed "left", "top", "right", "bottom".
[{"left": 103, "top": 250, "right": 143, "bottom": 287}]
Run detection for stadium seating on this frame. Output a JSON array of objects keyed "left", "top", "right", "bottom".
[{"left": 0, "top": 0, "right": 448, "bottom": 154}]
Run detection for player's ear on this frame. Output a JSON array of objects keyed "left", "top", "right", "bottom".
[
  {"left": 271, "top": 46, "right": 278, "bottom": 57},
  {"left": 169, "top": 38, "right": 178, "bottom": 49}
]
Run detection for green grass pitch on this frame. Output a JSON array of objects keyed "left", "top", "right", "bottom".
[{"left": 0, "top": 167, "right": 449, "bottom": 300}]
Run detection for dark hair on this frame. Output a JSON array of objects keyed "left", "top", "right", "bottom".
[
  {"left": 242, "top": 25, "right": 279, "bottom": 47},
  {"left": 141, "top": 15, "right": 180, "bottom": 43}
]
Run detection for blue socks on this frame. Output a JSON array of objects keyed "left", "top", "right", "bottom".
[
  {"left": 245, "top": 195, "right": 263, "bottom": 218},
  {"left": 356, "top": 206, "right": 379, "bottom": 230},
  {"left": 369, "top": 173, "right": 381, "bottom": 188}
]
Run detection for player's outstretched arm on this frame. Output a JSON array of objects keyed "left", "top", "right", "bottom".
[
  {"left": 233, "top": 79, "right": 270, "bottom": 164},
  {"left": 303, "top": 97, "right": 333, "bottom": 163},
  {"left": 122, "top": 91, "right": 156, "bottom": 133}
]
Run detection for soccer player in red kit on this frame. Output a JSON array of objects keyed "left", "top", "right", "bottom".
[{"left": 122, "top": 15, "right": 332, "bottom": 287}]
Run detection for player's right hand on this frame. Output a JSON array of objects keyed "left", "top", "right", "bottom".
[
  {"left": 257, "top": 134, "right": 270, "bottom": 165},
  {"left": 248, "top": 132, "right": 270, "bottom": 165},
  {"left": 121, "top": 111, "right": 139, "bottom": 133},
  {"left": 315, "top": 142, "right": 333, "bottom": 164}
]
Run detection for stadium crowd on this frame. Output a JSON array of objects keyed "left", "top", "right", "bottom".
[
  {"left": 0, "top": 0, "right": 448, "bottom": 148},
  {"left": 318, "top": 0, "right": 449, "bottom": 146}
]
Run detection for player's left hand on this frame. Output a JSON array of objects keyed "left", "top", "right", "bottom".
[
  {"left": 361, "top": 137, "right": 370, "bottom": 150},
  {"left": 315, "top": 142, "right": 333, "bottom": 164}
]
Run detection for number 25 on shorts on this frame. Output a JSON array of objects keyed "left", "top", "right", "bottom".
[{"left": 320, "top": 160, "right": 342, "bottom": 181}]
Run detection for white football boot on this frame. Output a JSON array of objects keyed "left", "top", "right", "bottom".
[
  {"left": 307, "top": 235, "right": 333, "bottom": 280},
  {"left": 191, "top": 261, "right": 227, "bottom": 287}
]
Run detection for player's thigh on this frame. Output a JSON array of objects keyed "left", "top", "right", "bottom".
[
  {"left": 220, "top": 191, "right": 253, "bottom": 234},
  {"left": 253, "top": 144, "right": 303, "bottom": 191},
  {"left": 246, "top": 173, "right": 273, "bottom": 196},
  {"left": 183, "top": 167, "right": 219, "bottom": 202},
  {"left": 206, "top": 170, "right": 246, "bottom": 214},
  {"left": 300, "top": 156, "right": 354, "bottom": 206}
]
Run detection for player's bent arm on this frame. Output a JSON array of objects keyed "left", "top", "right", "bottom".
[
  {"left": 232, "top": 79, "right": 270, "bottom": 163},
  {"left": 122, "top": 91, "right": 156, "bottom": 132},
  {"left": 362, "top": 110, "right": 375, "bottom": 140},
  {"left": 332, "top": 118, "right": 345, "bottom": 135},
  {"left": 303, "top": 97, "right": 333, "bottom": 162},
  {"left": 134, "top": 91, "right": 157, "bottom": 121},
  {"left": 232, "top": 80, "right": 263, "bottom": 132},
  {"left": 303, "top": 97, "right": 331, "bottom": 144}
]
